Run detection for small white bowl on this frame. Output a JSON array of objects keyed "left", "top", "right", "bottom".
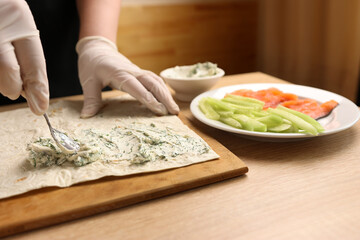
[{"left": 160, "top": 64, "right": 225, "bottom": 102}]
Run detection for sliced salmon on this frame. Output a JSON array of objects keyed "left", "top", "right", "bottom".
[
  {"left": 230, "top": 88, "right": 338, "bottom": 119},
  {"left": 281, "top": 99, "right": 338, "bottom": 119},
  {"left": 230, "top": 88, "right": 298, "bottom": 108}
]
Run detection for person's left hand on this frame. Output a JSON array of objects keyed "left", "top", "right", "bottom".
[{"left": 76, "top": 36, "right": 179, "bottom": 118}]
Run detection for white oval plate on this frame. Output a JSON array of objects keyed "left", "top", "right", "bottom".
[{"left": 190, "top": 83, "right": 360, "bottom": 141}]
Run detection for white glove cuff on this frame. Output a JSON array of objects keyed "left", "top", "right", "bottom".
[{"left": 76, "top": 36, "right": 118, "bottom": 54}]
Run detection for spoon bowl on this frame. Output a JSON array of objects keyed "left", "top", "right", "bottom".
[{"left": 43, "top": 113, "right": 80, "bottom": 154}]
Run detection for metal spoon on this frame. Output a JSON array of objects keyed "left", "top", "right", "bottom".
[{"left": 43, "top": 113, "right": 80, "bottom": 154}]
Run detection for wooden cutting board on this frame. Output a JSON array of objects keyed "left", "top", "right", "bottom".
[{"left": 0, "top": 98, "right": 248, "bottom": 237}]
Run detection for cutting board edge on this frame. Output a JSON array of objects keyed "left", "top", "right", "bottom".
[{"left": 0, "top": 166, "right": 247, "bottom": 238}]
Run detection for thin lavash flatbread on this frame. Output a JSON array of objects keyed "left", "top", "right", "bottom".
[{"left": 0, "top": 95, "right": 219, "bottom": 199}]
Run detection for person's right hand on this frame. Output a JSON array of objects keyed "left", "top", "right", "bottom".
[
  {"left": 0, "top": 0, "right": 49, "bottom": 115},
  {"left": 76, "top": 36, "right": 179, "bottom": 118}
]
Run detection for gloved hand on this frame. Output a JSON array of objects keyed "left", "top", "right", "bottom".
[
  {"left": 0, "top": 0, "right": 49, "bottom": 115},
  {"left": 76, "top": 36, "right": 179, "bottom": 118}
]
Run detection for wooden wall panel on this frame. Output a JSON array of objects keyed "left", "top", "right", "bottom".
[
  {"left": 116, "top": 1, "right": 258, "bottom": 75},
  {"left": 257, "top": 0, "right": 360, "bottom": 102}
]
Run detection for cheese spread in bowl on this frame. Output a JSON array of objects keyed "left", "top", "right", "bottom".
[{"left": 160, "top": 62, "right": 225, "bottom": 102}]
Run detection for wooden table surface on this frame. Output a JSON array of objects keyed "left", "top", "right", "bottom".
[{"left": 6, "top": 72, "right": 360, "bottom": 240}]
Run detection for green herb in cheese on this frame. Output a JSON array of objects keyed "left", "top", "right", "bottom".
[
  {"left": 167, "top": 62, "right": 218, "bottom": 79},
  {"left": 27, "top": 138, "right": 101, "bottom": 167},
  {"left": 26, "top": 122, "right": 211, "bottom": 168},
  {"left": 187, "top": 62, "right": 218, "bottom": 78}
]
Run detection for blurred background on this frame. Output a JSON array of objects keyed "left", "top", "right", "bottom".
[
  {"left": 1, "top": 0, "right": 359, "bottom": 105},
  {"left": 118, "top": 0, "right": 360, "bottom": 104}
]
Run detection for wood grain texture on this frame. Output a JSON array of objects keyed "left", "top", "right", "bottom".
[
  {"left": 116, "top": 0, "right": 258, "bottom": 75},
  {"left": 257, "top": 0, "right": 360, "bottom": 102},
  {"left": 6, "top": 72, "right": 360, "bottom": 240},
  {"left": 0, "top": 94, "right": 247, "bottom": 237}
]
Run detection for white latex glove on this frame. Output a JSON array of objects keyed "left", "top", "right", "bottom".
[
  {"left": 0, "top": 0, "right": 49, "bottom": 115},
  {"left": 76, "top": 36, "right": 179, "bottom": 118}
]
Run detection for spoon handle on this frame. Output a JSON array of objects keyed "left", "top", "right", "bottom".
[{"left": 43, "top": 113, "right": 53, "bottom": 129}]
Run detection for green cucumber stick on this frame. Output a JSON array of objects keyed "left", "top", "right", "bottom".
[
  {"left": 205, "top": 97, "right": 236, "bottom": 112},
  {"left": 219, "top": 117, "right": 242, "bottom": 129},
  {"left": 222, "top": 95, "right": 264, "bottom": 110},
  {"left": 232, "top": 114, "right": 267, "bottom": 132},
  {"left": 225, "top": 94, "right": 265, "bottom": 105},
  {"left": 257, "top": 114, "right": 284, "bottom": 127},
  {"left": 268, "top": 123, "right": 292, "bottom": 132},
  {"left": 267, "top": 108, "right": 318, "bottom": 135},
  {"left": 277, "top": 105, "right": 324, "bottom": 132},
  {"left": 199, "top": 98, "right": 220, "bottom": 120},
  {"left": 217, "top": 111, "right": 234, "bottom": 118}
]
